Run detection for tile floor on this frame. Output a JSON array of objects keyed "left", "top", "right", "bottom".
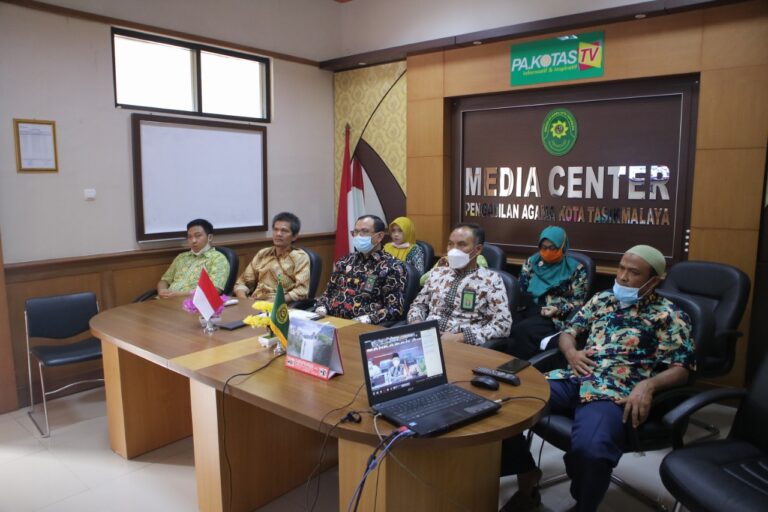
[{"left": 0, "top": 388, "right": 735, "bottom": 511}]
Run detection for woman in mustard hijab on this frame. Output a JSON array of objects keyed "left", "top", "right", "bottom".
[
  {"left": 384, "top": 217, "right": 426, "bottom": 274},
  {"left": 505, "top": 226, "right": 589, "bottom": 359}
]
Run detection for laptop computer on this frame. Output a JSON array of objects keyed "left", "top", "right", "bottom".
[{"left": 359, "top": 320, "right": 500, "bottom": 437}]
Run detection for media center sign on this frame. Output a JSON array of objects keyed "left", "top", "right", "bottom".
[{"left": 511, "top": 32, "right": 604, "bottom": 86}]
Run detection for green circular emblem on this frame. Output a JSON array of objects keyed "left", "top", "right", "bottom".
[
  {"left": 541, "top": 108, "right": 578, "bottom": 157},
  {"left": 276, "top": 303, "right": 289, "bottom": 324}
]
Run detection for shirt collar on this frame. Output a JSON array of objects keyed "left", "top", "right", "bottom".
[
  {"left": 190, "top": 244, "right": 212, "bottom": 257},
  {"left": 356, "top": 248, "right": 384, "bottom": 261},
  {"left": 451, "top": 265, "right": 479, "bottom": 279},
  {"left": 610, "top": 290, "right": 659, "bottom": 311},
  {"left": 271, "top": 245, "right": 294, "bottom": 257}
]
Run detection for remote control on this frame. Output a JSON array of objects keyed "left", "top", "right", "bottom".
[{"left": 472, "top": 367, "right": 520, "bottom": 386}]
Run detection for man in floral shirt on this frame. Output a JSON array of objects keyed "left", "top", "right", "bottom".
[
  {"left": 407, "top": 223, "right": 511, "bottom": 345},
  {"left": 500, "top": 245, "right": 695, "bottom": 512},
  {"left": 315, "top": 215, "right": 406, "bottom": 324}
]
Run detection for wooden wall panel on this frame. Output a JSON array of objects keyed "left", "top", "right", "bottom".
[
  {"left": 688, "top": 228, "right": 759, "bottom": 277},
  {"left": 691, "top": 148, "right": 767, "bottom": 230},
  {"left": 407, "top": 0, "right": 768, "bottom": 388},
  {"left": 406, "top": 156, "right": 451, "bottom": 216},
  {"left": 112, "top": 264, "right": 168, "bottom": 306},
  {"left": 0, "top": 233, "right": 18, "bottom": 413},
  {"left": 407, "top": 52, "right": 444, "bottom": 100},
  {"left": 697, "top": 66, "right": 768, "bottom": 149},
  {"left": 443, "top": 10, "right": 703, "bottom": 98},
  {"left": 702, "top": 0, "right": 768, "bottom": 70},
  {"left": 408, "top": 214, "right": 451, "bottom": 256},
  {"left": 443, "top": 42, "right": 510, "bottom": 98},
  {"left": 2, "top": 233, "right": 336, "bottom": 409},
  {"left": 407, "top": 98, "right": 448, "bottom": 157},
  {"left": 600, "top": 10, "right": 702, "bottom": 80}
]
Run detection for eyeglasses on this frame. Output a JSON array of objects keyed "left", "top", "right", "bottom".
[{"left": 350, "top": 229, "right": 379, "bottom": 236}]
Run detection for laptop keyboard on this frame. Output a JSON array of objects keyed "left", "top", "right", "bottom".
[{"left": 386, "top": 386, "right": 480, "bottom": 421}]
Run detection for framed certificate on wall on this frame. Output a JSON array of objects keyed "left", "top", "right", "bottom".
[{"left": 13, "top": 119, "right": 59, "bottom": 173}]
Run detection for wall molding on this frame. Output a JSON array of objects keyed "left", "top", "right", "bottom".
[
  {"left": 0, "top": 0, "right": 319, "bottom": 67},
  {"left": 2, "top": 232, "right": 336, "bottom": 412}
]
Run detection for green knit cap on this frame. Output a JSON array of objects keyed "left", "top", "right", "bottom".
[{"left": 627, "top": 245, "right": 666, "bottom": 277}]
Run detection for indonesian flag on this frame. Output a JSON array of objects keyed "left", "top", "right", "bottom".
[
  {"left": 334, "top": 124, "right": 366, "bottom": 261},
  {"left": 192, "top": 268, "right": 223, "bottom": 320}
]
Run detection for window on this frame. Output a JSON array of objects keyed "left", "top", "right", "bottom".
[{"left": 112, "top": 29, "right": 271, "bottom": 122}]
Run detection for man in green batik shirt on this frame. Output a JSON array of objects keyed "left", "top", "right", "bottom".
[
  {"left": 499, "top": 245, "right": 695, "bottom": 512},
  {"left": 157, "top": 219, "right": 230, "bottom": 297}
]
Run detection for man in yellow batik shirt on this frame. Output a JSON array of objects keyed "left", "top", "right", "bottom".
[
  {"left": 233, "top": 212, "right": 310, "bottom": 303},
  {"left": 157, "top": 218, "right": 230, "bottom": 297}
]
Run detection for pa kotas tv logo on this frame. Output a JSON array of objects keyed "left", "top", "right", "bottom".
[
  {"left": 511, "top": 39, "right": 602, "bottom": 72},
  {"left": 577, "top": 39, "right": 602, "bottom": 70},
  {"left": 510, "top": 31, "right": 604, "bottom": 86}
]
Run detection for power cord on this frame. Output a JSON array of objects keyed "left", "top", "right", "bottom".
[
  {"left": 367, "top": 396, "right": 550, "bottom": 512},
  {"left": 372, "top": 414, "right": 472, "bottom": 512},
  {"left": 220, "top": 352, "right": 284, "bottom": 512},
  {"left": 348, "top": 427, "right": 415, "bottom": 512},
  {"left": 304, "top": 383, "right": 368, "bottom": 512}
]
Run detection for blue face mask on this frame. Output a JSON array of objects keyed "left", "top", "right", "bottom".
[
  {"left": 613, "top": 278, "right": 653, "bottom": 307},
  {"left": 352, "top": 235, "right": 374, "bottom": 254}
]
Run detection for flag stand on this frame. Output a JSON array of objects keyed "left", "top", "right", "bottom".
[{"left": 203, "top": 317, "right": 219, "bottom": 335}]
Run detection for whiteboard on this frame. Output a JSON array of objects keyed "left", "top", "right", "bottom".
[{"left": 132, "top": 114, "right": 267, "bottom": 240}]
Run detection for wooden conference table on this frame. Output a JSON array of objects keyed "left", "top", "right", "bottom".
[{"left": 90, "top": 297, "right": 549, "bottom": 512}]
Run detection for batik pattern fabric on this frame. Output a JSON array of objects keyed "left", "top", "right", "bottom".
[
  {"left": 549, "top": 290, "right": 695, "bottom": 402},
  {"left": 233, "top": 246, "right": 310, "bottom": 302},
  {"left": 519, "top": 258, "right": 589, "bottom": 329},
  {"left": 408, "top": 266, "right": 511, "bottom": 345},
  {"left": 315, "top": 249, "right": 406, "bottom": 324},
  {"left": 160, "top": 247, "right": 230, "bottom": 293}
]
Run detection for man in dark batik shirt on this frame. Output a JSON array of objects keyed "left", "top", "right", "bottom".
[
  {"left": 500, "top": 245, "right": 695, "bottom": 512},
  {"left": 315, "top": 215, "right": 406, "bottom": 324}
]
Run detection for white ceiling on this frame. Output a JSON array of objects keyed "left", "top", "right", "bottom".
[{"left": 41, "top": 0, "right": 651, "bottom": 61}]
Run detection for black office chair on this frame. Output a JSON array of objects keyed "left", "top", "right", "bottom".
[
  {"left": 659, "top": 355, "right": 768, "bottom": 512},
  {"left": 215, "top": 246, "right": 239, "bottom": 295},
  {"left": 528, "top": 292, "right": 712, "bottom": 510},
  {"left": 292, "top": 247, "right": 323, "bottom": 310},
  {"left": 659, "top": 261, "right": 750, "bottom": 438},
  {"left": 568, "top": 251, "right": 596, "bottom": 298},
  {"left": 482, "top": 270, "right": 520, "bottom": 351},
  {"left": 415, "top": 240, "right": 435, "bottom": 272},
  {"left": 381, "top": 262, "right": 421, "bottom": 327},
  {"left": 25, "top": 292, "right": 104, "bottom": 437},
  {"left": 660, "top": 261, "right": 750, "bottom": 378},
  {"left": 134, "top": 246, "right": 239, "bottom": 301},
  {"left": 481, "top": 243, "right": 506, "bottom": 270}
]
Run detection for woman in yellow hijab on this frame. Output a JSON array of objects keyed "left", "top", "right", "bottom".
[{"left": 384, "top": 217, "right": 426, "bottom": 274}]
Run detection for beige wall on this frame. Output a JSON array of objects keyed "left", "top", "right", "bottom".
[
  {"left": 406, "top": 0, "right": 768, "bottom": 387},
  {"left": 0, "top": 3, "right": 336, "bottom": 264}
]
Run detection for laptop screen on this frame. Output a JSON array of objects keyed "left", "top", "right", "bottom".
[{"left": 359, "top": 320, "right": 448, "bottom": 406}]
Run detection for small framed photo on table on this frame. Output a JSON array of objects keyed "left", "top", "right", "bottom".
[{"left": 13, "top": 119, "right": 59, "bottom": 173}]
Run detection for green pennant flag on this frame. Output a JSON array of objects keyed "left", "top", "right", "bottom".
[{"left": 269, "top": 279, "right": 290, "bottom": 348}]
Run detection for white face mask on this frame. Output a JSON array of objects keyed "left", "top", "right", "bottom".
[{"left": 447, "top": 248, "right": 471, "bottom": 269}]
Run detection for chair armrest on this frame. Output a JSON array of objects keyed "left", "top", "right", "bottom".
[
  {"left": 529, "top": 348, "right": 560, "bottom": 369},
  {"left": 663, "top": 387, "right": 747, "bottom": 430},
  {"left": 715, "top": 329, "right": 742, "bottom": 343},
  {"left": 483, "top": 337, "right": 511, "bottom": 351},
  {"left": 291, "top": 299, "right": 316, "bottom": 311},
  {"left": 134, "top": 289, "right": 158, "bottom": 302},
  {"left": 380, "top": 320, "right": 408, "bottom": 328}
]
